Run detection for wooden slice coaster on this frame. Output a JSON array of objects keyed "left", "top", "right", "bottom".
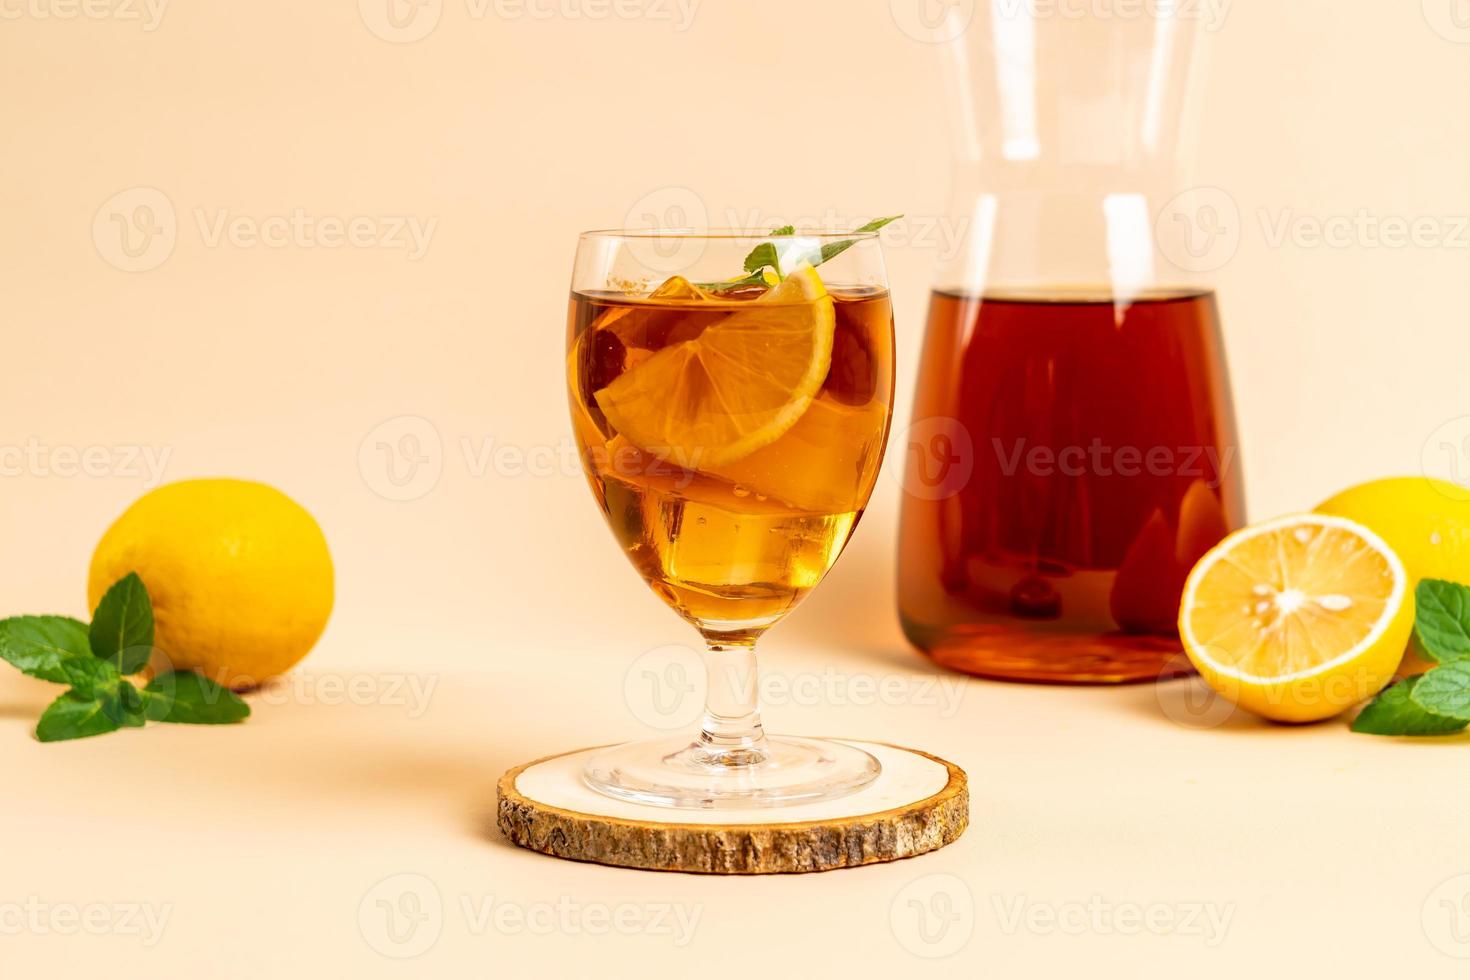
[{"left": 497, "top": 740, "right": 968, "bottom": 874}]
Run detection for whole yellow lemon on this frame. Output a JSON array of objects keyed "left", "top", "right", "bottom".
[
  {"left": 1316, "top": 477, "right": 1470, "bottom": 586},
  {"left": 88, "top": 479, "right": 333, "bottom": 689},
  {"left": 1316, "top": 476, "right": 1470, "bottom": 673}
]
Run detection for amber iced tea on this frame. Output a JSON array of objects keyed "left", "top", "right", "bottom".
[
  {"left": 898, "top": 289, "right": 1244, "bottom": 683},
  {"left": 569, "top": 282, "right": 894, "bottom": 635}
]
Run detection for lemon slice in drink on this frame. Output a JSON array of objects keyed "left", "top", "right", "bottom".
[
  {"left": 1178, "top": 514, "right": 1414, "bottom": 722},
  {"left": 593, "top": 265, "right": 836, "bottom": 468}
]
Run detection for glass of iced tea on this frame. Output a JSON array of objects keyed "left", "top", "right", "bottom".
[{"left": 567, "top": 228, "right": 894, "bottom": 808}]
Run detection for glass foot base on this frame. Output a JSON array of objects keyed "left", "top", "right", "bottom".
[{"left": 582, "top": 735, "right": 881, "bottom": 809}]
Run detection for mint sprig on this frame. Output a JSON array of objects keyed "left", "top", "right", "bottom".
[
  {"left": 1412, "top": 578, "right": 1470, "bottom": 663},
  {"left": 1351, "top": 675, "right": 1467, "bottom": 736},
  {"left": 0, "top": 573, "right": 249, "bottom": 742},
  {"left": 699, "top": 215, "right": 902, "bottom": 292},
  {"left": 1352, "top": 578, "right": 1470, "bottom": 737}
]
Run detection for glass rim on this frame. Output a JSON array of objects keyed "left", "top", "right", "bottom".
[{"left": 579, "top": 227, "right": 882, "bottom": 242}]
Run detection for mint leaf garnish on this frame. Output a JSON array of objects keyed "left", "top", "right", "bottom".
[
  {"left": 89, "top": 572, "right": 154, "bottom": 675},
  {"left": 1351, "top": 676, "right": 1468, "bottom": 736},
  {"left": 695, "top": 270, "right": 773, "bottom": 292},
  {"left": 144, "top": 671, "right": 250, "bottom": 725},
  {"left": 1412, "top": 579, "right": 1470, "bottom": 664},
  {"left": 1, "top": 574, "right": 252, "bottom": 740},
  {"left": 743, "top": 242, "right": 782, "bottom": 279},
  {"left": 36, "top": 690, "right": 122, "bottom": 742},
  {"left": 819, "top": 215, "right": 902, "bottom": 265},
  {"left": 734, "top": 215, "right": 903, "bottom": 284},
  {"left": 1409, "top": 659, "right": 1470, "bottom": 720},
  {"left": 108, "top": 680, "right": 149, "bottom": 729},
  {"left": 0, "top": 616, "right": 113, "bottom": 688}
]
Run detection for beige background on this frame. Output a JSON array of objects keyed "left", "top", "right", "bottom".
[{"left": 2, "top": 1, "right": 1470, "bottom": 976}]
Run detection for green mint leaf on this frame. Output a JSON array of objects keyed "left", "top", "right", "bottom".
[
  {"left": 36, "top": 690, "right": 123, "bottom": 742},
  {"left": 1409, "top": 660, "right": 1470, "bottom": 720},
  {"left": 694, "top": 270, "right": 773, "bottom": 293},
  {"left": 736, "top": 215, "right": 902, "bottom": 281},
  {"left": 105, "top": 680, "right": 148, "bottom": 729},
  {"left": 144, "top": 672, "right": 250, "bottom": 725},
  {"left": 743, "top": 242, "right": 782, "bottom": 278},
  {"left": 819, "top": 215, "right": 902, "bottom": 265},
  {"left": 89, "top": 573, "right": 155, "bottom": 675},
  {"left": 0, "top": 616, "right": 115, "bottom": 688},
  {"left": 1413, "top": 579, "right": 1470, "bottom": 664},
  {"left": 1351, "top": 676, "right": 1469, "bottom": 736}
]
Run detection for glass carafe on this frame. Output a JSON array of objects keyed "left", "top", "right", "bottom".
[{"left": 898, "top": 5, "right": 1245, "bottom": 683}]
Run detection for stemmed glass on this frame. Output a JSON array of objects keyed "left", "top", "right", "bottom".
[{"left": 567, "top": 229, "right": 895, "bottom": 808}]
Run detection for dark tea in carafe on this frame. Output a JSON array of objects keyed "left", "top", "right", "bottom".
[{"left": 898, "top": 288, "right": 1245, "bottom": 683}]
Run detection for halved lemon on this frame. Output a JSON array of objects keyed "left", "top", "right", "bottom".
[
  {"left": 593, "top": 264, "right": 835, "bottom": 468},
  {"left": 1178, "top": 514, "right": 1414, "bottom": 722}
]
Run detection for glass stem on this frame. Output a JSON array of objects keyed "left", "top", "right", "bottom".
[{"left": 696, "top": 638, "right": 768, "bottom": 766}]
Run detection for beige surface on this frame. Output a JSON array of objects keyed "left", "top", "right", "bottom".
[
  {"left": 3, "top": 652, "right": 1469, "bottom": 974},
  {"left": 2, "top": 0, "right": 1469, "bottom": 975}
]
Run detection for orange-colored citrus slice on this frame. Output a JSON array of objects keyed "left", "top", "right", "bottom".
[
  {"left": 1179, "top": 514, "right": 1413, "bottom": 722},
  {"left": 593, "top": 265, "right": 835, "bottom": 469}
]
